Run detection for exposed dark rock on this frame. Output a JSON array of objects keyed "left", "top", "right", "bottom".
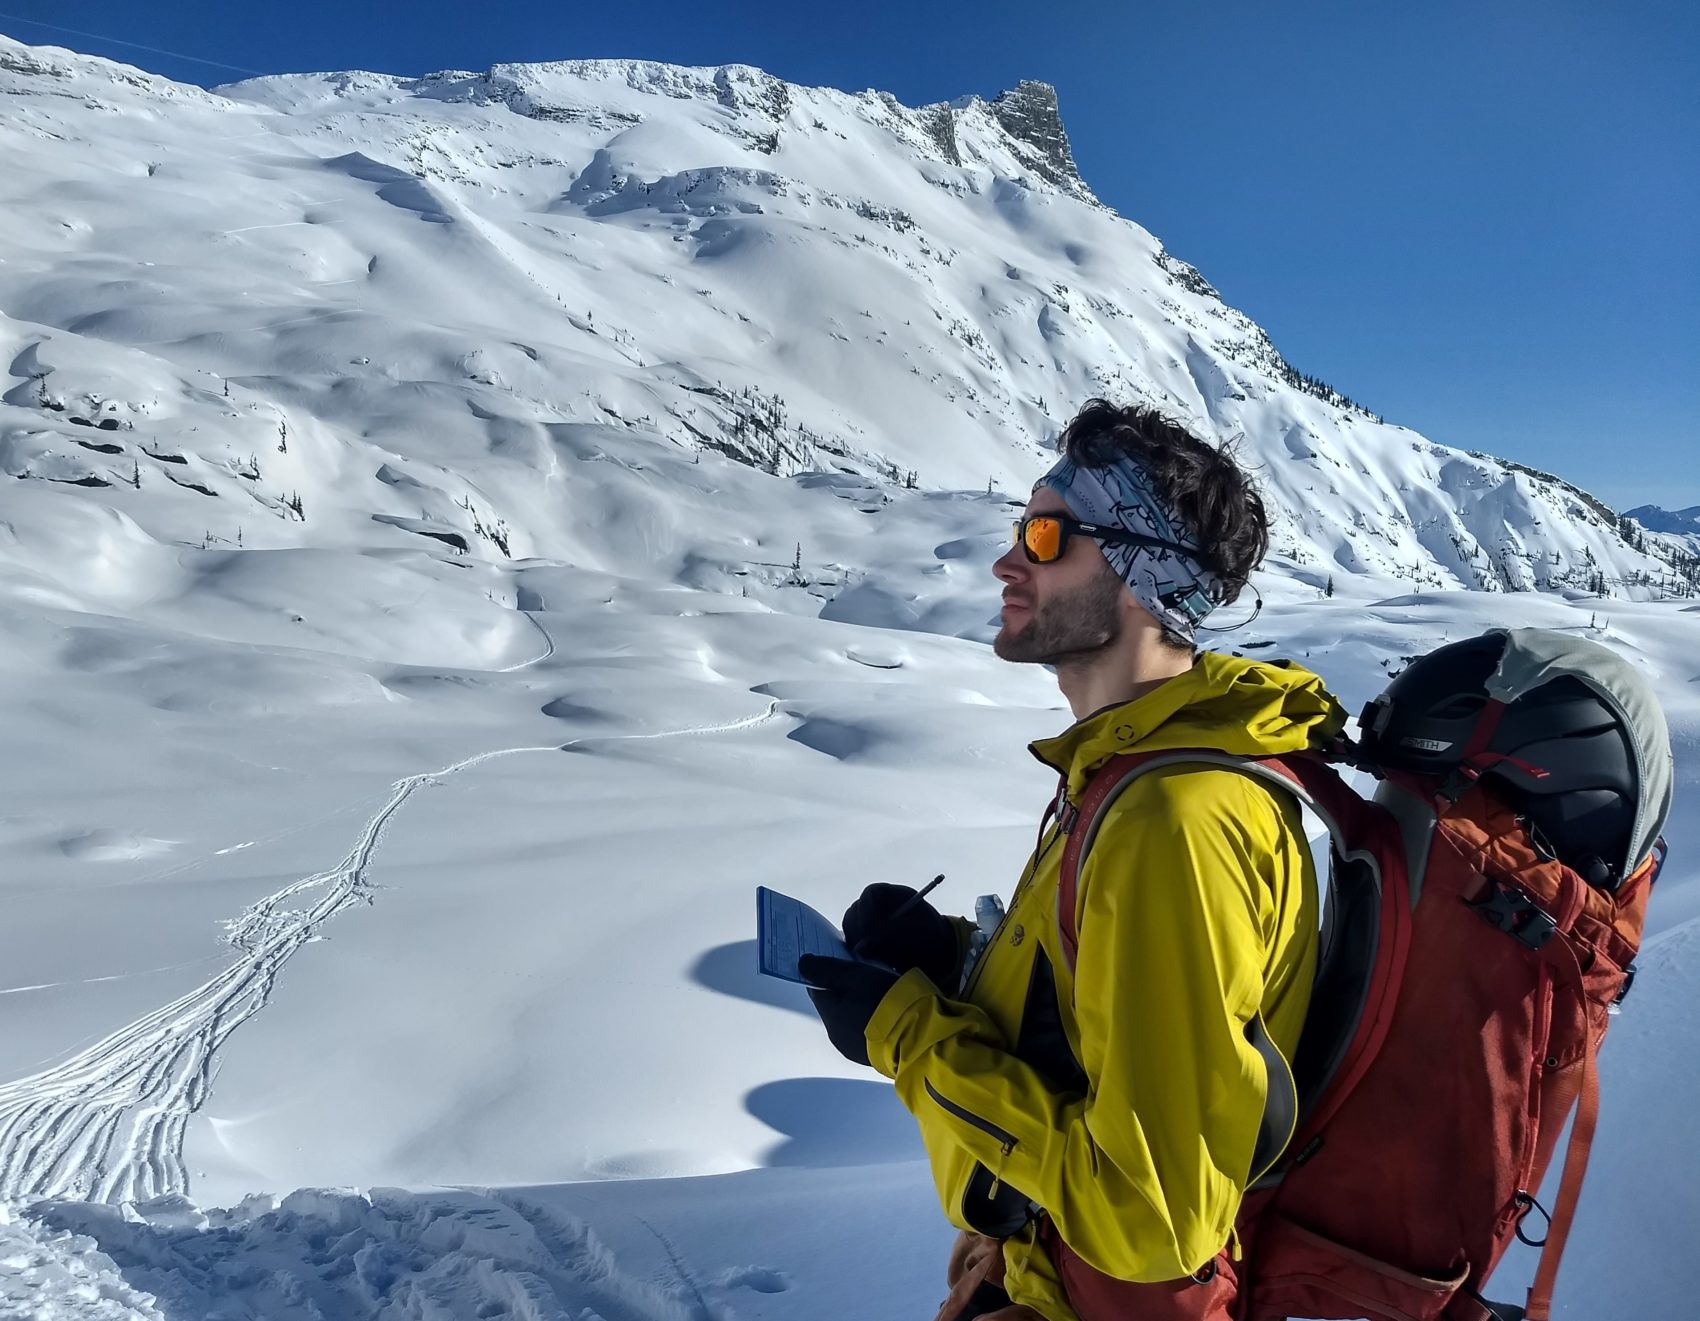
[
  {"left": 991, "top": 81, "right": 1080, "bottom": 187},
  {"left": 920, "top": 105, "right": 961, "bottom": 166},
  {"left": 1156, "top": 247, "right": 1221, "bottom": 300},
  {"left": 509, "top": 96, "right": 640, "bottom": 129},
  {"left": 166, "top": 474, "right": 217, "bottom": 496},
  {"left": 0, "top": 48, "right": 70, "bottom": 79},
  {"left": 713, "top": 67, "right": 791, "bottom": 121}
]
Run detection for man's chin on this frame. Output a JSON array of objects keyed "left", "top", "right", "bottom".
[
  {"left": 993, "top": 627, "right": 1044, "bottom": 663},
  {"left": 995, "top": 627, "right": 1114, "bottom": 666}
]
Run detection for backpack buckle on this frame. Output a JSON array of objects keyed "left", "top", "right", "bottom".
[
  {"left": 1609, "top": 962, "right": 1637, "bottom": 1015},
  {"left": 1467, "top": 877, "right": 1558, "bottom": 950}
]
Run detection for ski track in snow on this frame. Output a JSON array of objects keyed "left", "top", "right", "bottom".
[
  {"left": 0, "top": 742, "right": 553, "bottom": 1205},
  {"left": 0, "top": 649, "right": 781, "bottom": 1206},
  {"left": 497, "top": 608, "right": 558, "bottom": 673},
  {"left": 560, "top": 699, "right": 782, "bottom": 750}
]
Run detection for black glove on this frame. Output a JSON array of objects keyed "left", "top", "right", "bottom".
[
  {"left": 842, "top": 882, "right": 959, "bottom": 988},
  {"left": 798, "top": 954, "right": 901, "bottom": 1067}
]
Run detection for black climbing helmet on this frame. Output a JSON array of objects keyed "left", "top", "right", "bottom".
[{"left": 1358, "top": 633, "right": 1640, "bottom": 888}]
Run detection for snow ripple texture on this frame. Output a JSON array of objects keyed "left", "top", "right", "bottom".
[{"left": 0, "top": 746, "right": 557, "bottom": 1205}]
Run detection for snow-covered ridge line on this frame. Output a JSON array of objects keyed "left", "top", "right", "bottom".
[
  {"left": 3, "top": 30, "right": 1689, "bottom": 605},
  {"left": 224, "top": 56, "right": 1095, "bottom": 200}
]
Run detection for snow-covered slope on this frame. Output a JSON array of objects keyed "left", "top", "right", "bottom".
[{"left": 1, "top": 31, "right": 1697, "bottom": 1321}]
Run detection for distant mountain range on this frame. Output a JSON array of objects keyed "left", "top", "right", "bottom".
[
  {"left": 1626, "top": 505, "right": 1700, "bottom": 534},
  {"left": 1626, "top": 505, "right": 1700, "bottom": 557}
]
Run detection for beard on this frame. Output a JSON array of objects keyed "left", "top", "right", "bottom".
[{"left": 994, "top": 565, "right": 1124, "bottom": 665}]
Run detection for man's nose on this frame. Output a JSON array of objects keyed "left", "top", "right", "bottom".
[{"left": 993, "top": 542, "right": 1027, "bottom": 584}]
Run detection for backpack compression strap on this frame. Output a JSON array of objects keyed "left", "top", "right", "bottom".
[{"left": 1521, "top": 836, "right": 1664, "bottom": 1321}]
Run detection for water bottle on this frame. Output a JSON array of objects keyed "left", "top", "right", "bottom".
[{"left": 962, "top": 893, "right": 1006, "bottom": 981}]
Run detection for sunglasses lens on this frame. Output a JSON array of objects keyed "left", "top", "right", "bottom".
[{"left": 1022, "top": 516, "right": 1063, "bottom": 562}]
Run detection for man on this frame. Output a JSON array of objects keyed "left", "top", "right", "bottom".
[{"left": 799, "top": 400, "right": 1347, "bottom": 1321}]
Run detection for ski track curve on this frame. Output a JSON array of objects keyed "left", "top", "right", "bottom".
[
  {"left": 497, "top": 608, "right": 557, "bottom": 673},
  {"left": 0, "top": 686, "right": 781, "bottom": 1205}
]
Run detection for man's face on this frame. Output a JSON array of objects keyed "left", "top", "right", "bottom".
[{"left": 992, "top": 486, "right": 1127, "bottom": 665}]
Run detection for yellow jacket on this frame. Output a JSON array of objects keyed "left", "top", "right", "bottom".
[{"left": 865, "top": 654, "right": 1347, "bottom": 1319}]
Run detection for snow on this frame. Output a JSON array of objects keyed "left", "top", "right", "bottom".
[{"left": 0, "top": 29, "right": 1696, "bottom": 1321}]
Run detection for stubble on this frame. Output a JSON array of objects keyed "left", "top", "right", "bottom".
[{"left": 994, "top": 564, "right": 1125, "bottom": 665}]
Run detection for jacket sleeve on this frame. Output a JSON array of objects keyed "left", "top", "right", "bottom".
[{"left": 865, "top": 768, "right": 1297, "bottom": 1282}]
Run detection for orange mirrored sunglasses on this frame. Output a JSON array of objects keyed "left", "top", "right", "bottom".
[{"left": 1011, "top": 514, "right": 1197, "bottom": 564}]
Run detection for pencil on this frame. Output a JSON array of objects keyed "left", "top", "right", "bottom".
[{"left": 851, "top": 874, "right": 945, "bottom": 956}]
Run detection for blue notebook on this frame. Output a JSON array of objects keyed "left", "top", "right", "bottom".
[{"left": 756, "top": 886, "right": 872, "bottom": 984}]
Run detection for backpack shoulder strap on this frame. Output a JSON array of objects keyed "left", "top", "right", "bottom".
[
  {"left": 1054, "top": 748, "right": 1414, "bottom": 1171},
  {"left": 1053, "top": 749, "right": 1333, "bottom": 1185},
  {"left": 1055, "top": 749, "right": 1321, "bottom": 971}
]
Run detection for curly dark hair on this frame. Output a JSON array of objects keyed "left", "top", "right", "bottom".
[{"left": 1059, "top": 399, "right": 1269, "bottom": 648}]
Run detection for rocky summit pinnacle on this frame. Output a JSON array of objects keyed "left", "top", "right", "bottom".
[{"left": 991, "top": 80, "right": 1080, "bottom": 187}]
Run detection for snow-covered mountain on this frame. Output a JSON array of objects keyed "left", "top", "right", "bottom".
[
  {"left": 2, "top": 32, "right": 1693, "bottom": 608},
  {"left": 1627, "top": 504, "right": 1700, "bottom": 558},
  {"left": 2, "top": 32, "right": 1697, "bottom": 1321},
  {"left": 1626, "top": 505, "right": 1700, "bottom": 534}
]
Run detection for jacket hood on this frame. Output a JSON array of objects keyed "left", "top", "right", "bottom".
[{"left": 1032, "top": 652, "right": 1348, "bottom": 802}]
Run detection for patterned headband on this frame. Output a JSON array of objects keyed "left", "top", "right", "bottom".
[{"left": 1037, "top": 454, "right": 1220, "bottom": 646}]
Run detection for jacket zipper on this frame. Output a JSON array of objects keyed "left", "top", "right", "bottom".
[{"left": 925, "top": 1079, "right": 1018, "bottom": 1194}]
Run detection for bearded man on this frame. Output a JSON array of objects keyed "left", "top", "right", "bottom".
[{"left": 800, "top": 400, "right": 1346, "bottom": 1321}]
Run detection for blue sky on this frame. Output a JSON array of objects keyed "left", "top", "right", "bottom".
[{"left": 3, "top": 2, "right": 1695, "bottom": 510}]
